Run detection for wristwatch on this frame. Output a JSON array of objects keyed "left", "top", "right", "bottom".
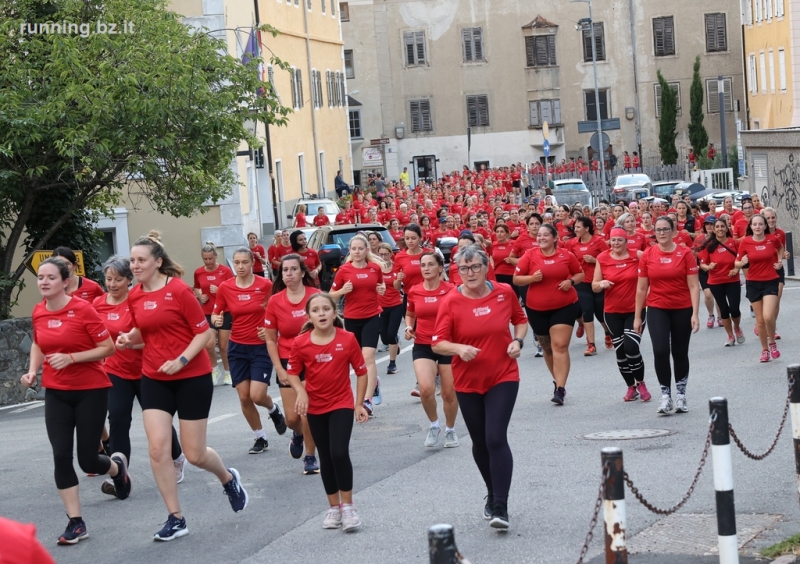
[
  {"left": 179, "top": 356, "right": 189, "bottom": 366},
  {"left": 513, "top": 337, "right": 524, "bottom": 349}
]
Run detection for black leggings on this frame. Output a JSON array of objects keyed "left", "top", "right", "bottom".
[
  {"left": 45, "top": 388, "right": 112, "bottom": 490},
  {"left": 646, "top": 307, "right": 692, "bottom": 397},
  {"left": 379, "top": 303, "right": 406, "bottom": 346},
  {"left": 603, "top": 311, "right": 646, "bottom": 387},
  {"left": 708, "top": 282, "right": 741, "bottom": 320},
  {"left": 456, "top": 381, "right": 519, "bottom": 505},
  {"left": 495, "top": 274, "right": 514, "bottom": 287},
  {"left": 107, "top": 374, "right": 182, "bottom": 465},
  {"left": 306, "top": 409, "right": 354, "bottom": 495}
]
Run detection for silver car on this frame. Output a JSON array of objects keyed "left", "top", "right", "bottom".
[
  {"left": 551, "top": 178, "right": 593, "bottom": 208},
  {"left": 612, "top": 174, "right": 653, "bottom": 201}
]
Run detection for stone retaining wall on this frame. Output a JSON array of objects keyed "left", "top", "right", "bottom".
[{"left": 0, "top": 318, "right": 35, "bottom": 406}]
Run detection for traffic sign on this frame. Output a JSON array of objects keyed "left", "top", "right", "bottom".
[
  {"left": 543, "top": 139, "right": 551, "bottom": 157},
  {"left": 589, "top": 131, "right": 611, "bottom": 152},
  {"left": 25, "top": 250, "right": 86, "bottom": 276}
]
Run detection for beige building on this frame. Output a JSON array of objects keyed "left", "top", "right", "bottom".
[{"left": 341, "top": 0, "right": 745, "bottom": 185}]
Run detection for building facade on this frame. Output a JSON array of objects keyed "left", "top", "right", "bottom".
[{"left": 341, "top": 0, "right": 745, "bottom": 186}]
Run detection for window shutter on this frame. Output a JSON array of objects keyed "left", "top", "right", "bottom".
[
  {"left": 291, "top": 69, "right": 298, "bottom": 108},
  {"left": 421, "top": 100, "right": 432, "bottom": 131},
  {"left": 585, "top": 91, "right": 596, "bottom": 121},
  {"left": 717, "top": 14, "right": 727, "bottom": 51},
  {"left": 340, "top": 73, "right": 346, "bottom": 106},
  {"left": 595, "top": 24, "right": 605, "bottom": 61},
  {"left": 664, "top": 18, "right": 675, "bottom": 55},
  {"left": 326, "top": 70, "right": 332, "bottom": 107},
  {"left": 779, "top": 49, "right": 787, "bottom": 90},
  {"left": 752, "top": 154, "right": 768, "bottom": 179},
  {"left": 410, "top": 100, "right": 421, "bottom": 132},
  {"left": 462, "top": 28, "right": 473, "bottom": 62},
  {"left": 540, "top": 99, "right": 552, "bottom": 125},
  {"left": 415, "top": 31, "right": 426, "bottom": 64},
  {"left": 705, "top": 15, "right": 716, "bottom": 51},
  {"left": 466, "top": 96, "right": 477, "bottom": 126},
  {"left": 653, "top": 18, "right": 664, "bottom": 55},
  {"left": 547, "top": 35, "right": 556, "bottom": 65},
  {"left": 654, "top": 83, "right": 663, "bottom": 118},
  {"left": 760, "top": 52, "right": 767, "bottom": 92},
  {"left": 769, "top": 51, "right": 776, "bottom": 92},
  {"left": 707, "top": 79, "right": 719, "bottom": 113},
  {"left": 553, "top": 99, "right": 561, "bottom": 124},
  {"left": 776, "top": 0, "right": 784, "bottom": 17},
  {"left": 404, "top": 32, "right": 415, "bottom": 65},
  {"left": 582, "top": 27, "right": 592, "bottom": 61},
  {"left": 529, "top": 101, "right": 540, "bottom": 126},
  {"left": 473, "top": 28, "right": 483, "bottom": 60},
  {"left": 311, "top": 70, "right": 317, "bottom": 107},
  {"left": 525, "top": 36, "right": 535, "bottom": 67},
  {"left": 478, "top": 95, "right": 489, "bottom": 126}
]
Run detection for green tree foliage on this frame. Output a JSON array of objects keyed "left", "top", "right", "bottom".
[
  {"left": 688, "top": 56, "right": 709, "bottom": 157},
  {"left": 0, "top": 0, "right": 290, "bottom": 318},
  {"left": 657, "top": 70, "right": 679, "bottom": 165}
]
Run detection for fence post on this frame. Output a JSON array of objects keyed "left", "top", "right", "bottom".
[
  {"left": 786, "top": 231, "right": 795, "bottom": 277},
  {"left": 709, "top": 398, "right": 739, "bottom": 564},
  {"left": 429, "top": 524, "right": 459, "bottom": 564},
  {"left": 601, "top": 447, "right": 628, "bottom": 563},
  {"left": 789, "top": 365, "right": 800, "bottom": 505}
]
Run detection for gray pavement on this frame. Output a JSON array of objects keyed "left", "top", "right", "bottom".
[{"left": 2, "top": 283, "right": 800, "bottom": 563}]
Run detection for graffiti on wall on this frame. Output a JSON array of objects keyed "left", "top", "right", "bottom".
[{"left": 764, "top": 153, "right": 800, "bottom": 220}]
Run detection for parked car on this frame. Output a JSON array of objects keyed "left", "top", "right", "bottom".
[
  {"left": 692, "top": 189, "right": 747, "bottom": 206},
  {"left": 612, "top": 174, "right": 653, "bottom": 201},
  {"left": 307, "top": 224, "right": 398, "bottom": 290},
  {"left": 289, "top": 198, "right": 340, "bottom": 224},
  {"left": 672, "top": 182, "right": 707, "bottom": 199},
  {"left": 652, "top": 180, "right": 683, "bottom": 199},
  {"left": 551, "top": 178, "right": 593, "bottom": 208}
]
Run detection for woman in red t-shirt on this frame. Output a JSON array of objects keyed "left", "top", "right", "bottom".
[
  {"left": 393, "top": 224, "right": 432, "bottom": 294},
  {"left": 212, "top": 248, "right": 288, "bottom": 456},
  {"left": 293, "top": 204, "right": 309, "bottom": 228},
  {"left": 377, "top": 243, "right": 404, "bottom": 375},
  {"left": 405, "top": 253, "right": 457, "bottom": 449},
  {"left": 491, "top": 224, "right": 516, "bottom": 286},
  {"left": 763, "top": 206, "right": 789, "bottom": 339},
  {"left": 117, "top": 232, "right": 247, "bottom": 539},
  {"left": 248, "top": 233, "right": 268, "bottom": 277},
  {"left": 21, "top": 258, "right": 126, "bottom": 545},
  {"left": 265, "top": 254, "right": 321, "bottom": 473},
  {"left": 287, "top": 293, "right": 369, "bottom": 532},
  {"left": 513, "top": 224, "right": 584, "bottom": 405},
  {"left": 387, "top": 218, "right": 404, "bottom": 243},
  {"left": 735, "top": 214, "right": 782, "bottom": 362},
  {"left": 432, "top": 245, "right": 527, "bottom": 529},
  {"left": 636, "top": 211, "right": 656, "bottom": 247},
  {"left": 634, "top": 217, "right": 700, "bottom": 415},
  {"left": 290, "top": 230, "right": 322, "bottom": 285},
  {"left": 593, "top": 228, "right": 650, "bottom": 402},
  {"left": 51, "top": 246, "right": 105, "bottom": 302},
  {"left": 698, "top": 218, "right": 742, "bottom": 346},
  {"left": 194, "top": 242, "right": 234, "bottom": 386},
  {"left": 553, "top": 205, "right": 575, "bottom": 243},
  {"left": 617, "top": 213, "right": 647, "bottom": 258},
  {"left": 693, "top": 218, "right": 723, "bottom": 329},
  {"left": 312, "top": 207, "right": 331, "bottom": 227}
]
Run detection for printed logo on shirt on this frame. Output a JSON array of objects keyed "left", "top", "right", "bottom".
[
  {"left": 165, "top": 293, "right": 173, "bottom": 301},
  {"left": 473, "top": 306, "right": 492, "bottom": 317},
  {"left": 144, "top": 301, "right": 158, "bottom": 310},
  {"left": 107, "top": 313, "right": 120, "bottom": 321},
  {"left": 755, "top": 245, "right": 766, "bottom": 251},
  {"left": 315, "top": 353, "right": 333, "bottom": 363},
  {"left": 291, "top": 310, "right": 306, "bottom": 318},
  {"left": 497, "top": 293, "right": 505, "bottom": 302},
  {"left": 47, "top": 319, "right": 62, "bottom": 329},
  {"left": 659, "top": 258, "right": 672, "bottom": 264},
  {"left": 238, "top": 294, "right": 251, "bottom": 301},
  {"left": 423, "top": 296, "right": 438, "bottom": 303},
  {"left": 356, "top": 274, "right": 369, "bottom": 279},
  {"left": 207, "top": 276, "right": 216, "bottom": 281},
  {"left": 67, "top": 310, "right": 75, "bottom": 318},
  {"left": 615, "top": 263, "right": 628, "bottom": 269},
  {"left": 335, "top": 343, "right": 344, "bottom": 351},
  {"left": 543, "top": 260, "right": 555, "bottom": 265},
  {"left": 410, "top": 259, "right": 420, "bottom": 265},
  {"left": 265, "top": 319, "right": 272, "bottom": 325}
]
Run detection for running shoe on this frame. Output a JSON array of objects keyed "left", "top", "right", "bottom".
[
  {"left": 372, "top": 377, "right": 382, "bottom": 405},
  {"left": 637, "top": 382, "right": 652, "bottom": 402},
  {"left": 362, "top": 399, "right": 374, "bottom": 417},
  {"left": 770, "top": 342, "right": 781, "bottom": 359},
  {"left": 584, "top": 343, "right": 597, "bottom": 356},
  {"left": 303, "top": 455, "right": 320, "bottom": 475},
  {"left": 249, "top": 437, "right": 268, "bottom": 454},
  {"left": 322, "top": 506, "right": 342, "bottom": 529},
  {"left": 675, "top": 394, "right": 688, "bottom": 413},
  {"left": 551, "top": 386, "right": 566, "bottom": 406},
  {"left": 410, "top": 383, "right": 421, "bottom": 397},
  {"left": 174, "top": 453, "right": 186, "bottom": 484},
  {"left": 424, "top": 426, "right": 441, "bottom": 447},
  {"left": 223, "top": 371, "right": 232, "bottom": 386},
  {"left": 735, "top": 328, "right": 745, "bottom": 344},
  {"left": 153, "top": 514, "right": 188, "bottom": 541},
  {"left": 724, "top": 336, "right": 735, "bottom": 347},
  {"left": 341, "top": 504, "right": 362, "bottom": 532},
  {"left": 576, "top": 325, "right": 584, "bottom": 338},
  {"left": 775, "top": 332, "right": 782, "bottom": 340},
  {"left": 211, "top": 367, "right": 223, "bottom": 386},
  {"left": 387, "top": 361, "right": 398, "bottom": 374},
  {"left": 101, "top": 479, "right": 116, "bottom": 496},
  {"left": 490, "top": 502, "right": 509, "bottom": 530},
  {"left": 706, "top": 315, "right": 715, "bottom": 328},
  {"left": 604, "top": 334, "right": 613, "bottom": 350},
  {"left": 750, "top": 307, "right": 755, "bottom": 318},
  {"left": 623, "top": 386, "right": 639, "bottom": 402},
  {"left": 289, "top": 432, "right": 304, "bottom": 459},
  {"left": 535, "top": 345, "right": 543, "bottom": 357},
  {"left": 378, "top": 342, "right": 389, "bottom": 352},
  {"left": 483, "top": 493, "right": 494, "bottom": 520},
  {"left": 443, "top": 429, "right": 460, "bottom": 448},
  {"left": 760, "top": 349, "right": 771, "bottom": 363},
  {"left": 269, "top": 405, "right": 287, "bottom": 435},
  {"left": 717, "top": 317, "right": 724, "bottom": 328},
  {"left": 111, "top": 454, "right": 131, "bottom": 500},
  {"left": 222, "top": 468, "right": 248, "bottom": 513},
  {"left": 57, "top": 516, "right": 88, "bottom": 545},
  {"left": 657, "top": 395, "right": 673, "bottom": 414}
]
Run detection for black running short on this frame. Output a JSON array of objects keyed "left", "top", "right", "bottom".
[
  {"left": 745, "top": 279, "right": 780, "bottom": 302},
  {"left": 344, "top": 315, "right": 380, "bottom": 349},
  {"left": 140, "top": 374, "right": 213, "bottom": 421},
  {"left": 205, "top": 312, "right": 232, "bottom": 331},
  {"left": 525, "top": 301, "right": 581, "bottom": 336},
  {"left": 278, "top": 358, "right": 306, "bottom": 389},
  {"left": 412, "top": 343, "right": 452, "bottom": 365}
]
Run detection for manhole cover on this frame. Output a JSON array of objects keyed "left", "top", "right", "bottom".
[{"left": 582, "top": 429, "right": 674, "bottom": 440}]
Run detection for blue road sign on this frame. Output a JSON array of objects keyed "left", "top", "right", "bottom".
[{"left": 543, "top": 139, "right": 550, "bottom": 157}]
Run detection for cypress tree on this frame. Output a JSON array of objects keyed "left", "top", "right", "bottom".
[{"left": 657, "top": 70, "right": 679, "bottom": 164}]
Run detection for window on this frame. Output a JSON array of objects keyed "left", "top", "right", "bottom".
[
  {"left": 298, "top": 154, "right": 307, "bottom": 196},
  {"left": 290, "top": 68, "right": 304, "bottom": 109},
  {"left": 326, "top": 70, "right": 333, "bottom": 107},
  {"left": 706, "top": 77, "right": 733, "bottom": 113},
  {"left": 760, "top": 51, "right": 767, "bottom": 92},
  {"left": 743, "top": 0, "right": 753, "bottom": 24},
  {"left": 321, "top": 0, "right": 326, "bottom": 14},
  {"left": 267, "top": 65, "right": 281, "bottom": 104},
  {"left": 319, "top": 152, "right": 327, "bottom": 192},
  {"left": 584, "top": 90, "right": 609, "bottom": 121},
  {"left": 776, "top": 0, "right": 784, "bottom": 17},
  {"left": 462, "top": 27, "right": 484, "bottom": 62},
  {"left": 756, "top": 0, "right": 762, "bottom": 21},
  {"left": 349, "top": 109, "right": 362, "bottom": 138},
  {"left": 525, "top": 35, "right": 556, "bottom": 67},
  {"left": 529, "top": 99, "right": 562, "bottom": 127},
  {"left": 339, "top": 2, "right": 349, "bottom": 21},
  {"left": 769, "top": 50, "right": 776, "bottom": 93},
  {"left": 653, "top": 16, "right": 675, "bottom": 56},
  {"left": 331, "top": 0, "right": 335, "bottom": 15},
  {"left": 779, "top": 48, "right": 786, "bottom": 91},
  {"left": 311, "top": 70, "right": 323, "bottom": 109},
  {"left": 403, "top": 31, "right": 427, "bottom": 66},
  {"left": 654, "top": 82, "right": 682, "bottom": 117},
  {"left": 466, "top": 95, "right": 489, "bottom": 127},
  {"left": 749, "top": 54, "right": 758, "bottom": 93},
  {"left": 704, "top": 13, "right": 727, "bottom": 52},
  {"left": 338, "top": 72, "right": 346, "bottom": 107},
  {"left": 767, "top": 0, "right": 773, "bottom": 18},
  {"left": 410, "top": 99, "right": 432, "bottom": 132},
  {"left": 582, "top": 23, "right": 605, "bottom": 62},
  {"left": 344, "top": 50, "right": 354, "bottom": 79}
]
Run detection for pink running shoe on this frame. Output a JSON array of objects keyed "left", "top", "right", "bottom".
[
  {"left": 706, "top": 315, "right": 715, "bottom": 328},
  {"left": 576, "top": 325, "right": 584, "bottom": 338},
  {"left": 775, "top": 332, "right": 781, "bottom": 340},
  {"left": 759, "top": 349, "right": 770, "bottom": 363},
  {"left": 637, "top": 381, "right": 652, "bottom": 402},
  {"left": 717, "top": 317, "right": 724, "bottom": 327},
  {"left": 770, "top": 342, "right": 780, "bottom": 359},
  {"left": 623, "top": 386, "right": 639, "bottom": 402}
]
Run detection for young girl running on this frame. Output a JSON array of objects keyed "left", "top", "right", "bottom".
[
  {"left": 193, "top": 242, "right": 233, "bottom": 386},
  {"left": 377, "top": 243, "right": 404, "bottom": 375},
  {"left": 287, "top": 294, "right": 369, "bottom": 532}
]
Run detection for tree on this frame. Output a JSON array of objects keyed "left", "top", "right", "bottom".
[
  {"left": 688, "top": 56, "right": 709, "bottom": 157},
  {"left": 0, "top": 0, "right": 290, "bottom": 318},
  {"left": 657, "top": 70, "right": 679, "bottom": 164}
]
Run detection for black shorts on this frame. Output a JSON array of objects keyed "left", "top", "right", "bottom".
[
  {"left": 278, "top": 358, "right": 306, "bottom": 389},
  {"left": 205, "top": 312, "right": 232, "bottom": 331},
  {"left": 412, "top": 343, "right": 452, "bottom": 365},
  {"left": 227, "top": 341, "right": 273, "bottom": 387},
  {"left": 344, "top": 315, "right": 380, "bottom": 349},
  {"left": 575, "top": 282, "right": 604, "bottom": 322},
  {"left": 698, "top": 269, "right": 710, "bottom": 291},
  {"left": 512, "top": 180, "right": 521, "bottom": 188},
  {"left": 140, "top": 374, "right": 213, "bottom": 421},
  {"left": 254, "top": 271, "right": 266, "bottom": 278},
  {"left": 746, "top": 279, "right": 780, "bottom": 302},
  {"left": 525, "top": 301, "right": 581, "bottom": 336}
]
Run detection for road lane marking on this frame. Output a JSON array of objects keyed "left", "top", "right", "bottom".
[
  {"left": 207, "top": 413, "right": 237, "bottom": 425},
  {"left": 2, "top": 401, "right": 44, "bottom": 413}
]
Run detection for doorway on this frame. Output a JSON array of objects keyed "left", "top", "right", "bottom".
[{"left": 413, "top": 155, "right": 437, "bottom": 185}]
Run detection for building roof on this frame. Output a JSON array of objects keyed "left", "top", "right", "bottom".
[
  {"left": 347, "top": 95, "right": 362, "bottom": 107},
  {"left": 522, "top": 15, "right": 558, "bottom": 29}
]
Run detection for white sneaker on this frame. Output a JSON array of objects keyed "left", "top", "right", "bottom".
[
  {"left": 211, "top": 367, "right": 223, "bottom": 386},
  {"left": 657, "top": 395, "right": 673, "bottom": 414},
  {"left": 424, "top": 426, "right": 441, "bottom": 447},
  {"left": 443, "top": 429, "right": 460, "bottom": 448},
  {"left": 341, "top": 505, "right": 361, "bottom": 532},
  {"left": 322, "top": 506, "right": 342, "bottom": 529},
  {"left": 675, "top": 394, "right": 688, "bottom": 413},
  {"left": 174, "top": 453, "right": 186, "bottom": 484},
  {"left": 223, "top": 370, "right": 232, "bottom": 386}
]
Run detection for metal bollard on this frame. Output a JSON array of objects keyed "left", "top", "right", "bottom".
[
  {"left": 601, "top": 447, "right": 628, "bottom": 563},
  {"left": 786, "top": 232, "right": 795, "bottom": 277},
  {"left": 429, "top": 524, "right": 466, "bottom": 564},
  {"left": 789, "top": 365, "right": 800, "bottom": 503},
  {"left": 709, "top": 398, "right": 739, "bottom": 564}
]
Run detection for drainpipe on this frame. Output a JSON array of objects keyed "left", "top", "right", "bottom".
[
  {"left": 302, "top": 2, "right": 323, "bottom": 196},
  {"left": 629, "top": 0, "right": 642, "bottom": 159}
]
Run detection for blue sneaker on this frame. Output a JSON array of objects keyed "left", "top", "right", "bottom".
[
  {"left": 289, "top": 432, "right": 304, "bottom": 459},
  {"left": 57, "top": 516, "right": 88, "bottom": 545},
  {"left": 372, "top": 377, "right": 382, "bottom": 405},
  {"left": 153, "top": 513, "right": 188, "bottom": 541},
  {"left": 111, "top": 454, "right": 131, "bottom": 500},
  {"left": 223, "top": 468, "right": 248, "bottom": 513},
  {"left": 303, "top": 455, "right": 320, "bottom": 475}
]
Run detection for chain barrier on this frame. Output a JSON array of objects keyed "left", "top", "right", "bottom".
[
  {"left": 575, "top": 463, "right": 610, "bottom": 564},
  {"left": 728, "top": 378, "right": 792, "bottom": 460}
]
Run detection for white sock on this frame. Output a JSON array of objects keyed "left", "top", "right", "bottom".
[
  {"left": 430, "top": 421, "right": 440, "bottom": 429},
  {"left": 254, "top": 429, "right": 266, "bottom": 439},
  {"left": 445, "top": 426, "right": 455, "bottom": 433},
  {"left": 267, "top": 404, "right": 277, "bottom": 414}
]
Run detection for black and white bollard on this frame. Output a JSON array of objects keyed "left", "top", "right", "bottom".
[
  {"left": 429, "top": 524, "right": 469, "bottom": 564},
  {"left": 789, "top": 365, "right": 800, "bottom": 502},
  {"left": 709, "top": 397, "right": 739, "bottom": 564},
  {"left": 601, "top": 447, "right": 628, "bottom": 563}
]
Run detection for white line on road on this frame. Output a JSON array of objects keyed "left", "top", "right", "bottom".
[
  {"left": 207, "top": 413, "right": 237, "bottom": 425},
  {"left": 1, "top": 401, "right": 43, "bottom": 413}
]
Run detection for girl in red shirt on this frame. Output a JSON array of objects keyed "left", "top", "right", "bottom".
[
  {"left": 513, "top": 224, "right": 584, "bottom": 405},
  {"left": 22, "top": 258, "right": 128, "bottom": 545},
  {"left": 293, "top": 204, "right": 309, "bottom": 228},
  {"left": 193, "top": 242, "right": 233, "bottom": 385},
  {"left": 388, "top": 218, "right": 404, "bottom": 242},
  {"left": 617, "top": 213, "right": 647, "bottom": 258},
  {"left": 553, "top": 205, "right": 575, "bottom": 242},
  {"left": 433, "top": 245, "right": 528, "bottom": 529},
  {"left": 287, "top": 293, "right": 369, "bottom": 532},
  {"left": 491, "top": 224, "right": 516, "bottom": 286},
  {"left": 377, "top": 243, "right": 404, "bottom": 375},
  {"left": 634, "top": 217, "right": 700, "bottom": 415},
  {"left": 117, "top": 232, "right": 248, "bottom": 540},
  {"left": 636, "top": 211, "right": 656, "bottom": 246},
  {"left": 698, "top": 218, "right": 743, "bottom": 346},
  {"left": 290, "top": 230, "right": 322, "bottom": 284},
  {"left": 405, "top": 253, "right": 457, "bottom": 449},
  {"left": 247, "top": 232, "right": 268, "bottom": 276},
  {"left": 51, "top": 246, "right": 105, "bottom": 302},
  {"left": 763, "top": 206, "right": 788, "bottom": 339},
  {"left": 265, "top": 255, "right": 321, "bottom": 473},
  {"left": 212, "top": 248, "right": 287, "bottom": 456},
  {"left": 693, "top": 218, "right": 723, "bottom": 329},
  {"left": 393, "top": 224, "right": 432, "bottom": 293}
]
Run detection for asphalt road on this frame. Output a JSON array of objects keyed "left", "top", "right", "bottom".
[{"left": 2, "top": 282, "right": 800, "bottom": 563}]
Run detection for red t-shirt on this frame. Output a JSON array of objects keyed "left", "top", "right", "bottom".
[
  {"left": 732, "top": 219, "right": 750, "bottom": 240},
  {"left": 433, "top": 283, "right": 527, "bottom": 394},
  {"left": 92, "top": 296, "right": 142, "bottom": 380},
  {"left": 331, "top": 262, "right": 384, "bottom": 319},
  {"left": 566, "top": 236, "right": 608, "bottom": 280},
  {"left": 287, "top": 328, "right": 367, "bottom": 415},
  {"left": 264, "top": 286, "right": 321, "bottom": 358},
  {"left": 766, "top": 228, "right": 786, "bottom": 250},
  {"left": 193, "top": 265, "right": 234, "bottom": 315},
  {"left": 250, "top": 245, "right": 267, "bottom": 274},
  {"left": 68, "top": 277, "right": 105, "bottom": 302},
  {"left": 297, "top": 248, "right": 321, "bottom": 273},
  {"left": 555, "top": 221, "right": 574, "bottom": 242},
  {"left": 637, "top": 227, "right": 657, "bottom": 247},
  {"left": 213, "top": 277, "right": 272, "bottom": 345},
  {"left": 295, "top": 213, "right": 308, "bottom": 227},
  {"left": 313, "top": 214, "right": 330, "bottom": 227},
  {"left": 596, "top": 251, "right": 639, "bottom": 314},
  {"left": 32, "top": 298, "right": 110, "bottom": 390},
  {"left": 698, "top": 239, "right": 739, "bottom": 285},
  {"left": 335, "top": 211, "right": 354, "bottom": 224},
  {"left": 512, "top": 234, "right": 537, "bottom": 258},
  {"left": 673, "top": 231, "right": 693, "bottom": 247},
  {"left": 406, "top": 282, "right": 454, "bottom": 345},
  {"left": 736, "top": 236, "right": 780, "bottom": 282},
  {"left": 393, "top": 249, "right": 431, "bottom": 291},
  {"left": 378, "top": 268, "right": 403, "bottom": 308},
  {"left": 0, "top": 518, "right": 55, "bottom": 564},
  {"left": 128, "top": 278, "right": 212, "bottom": 380},
  {"left": 516, "top": 248, "right": 582, "bottom": 311},
  {"left": 638, "top": 245, "right": 699, "bottom": 309},
  {"left": 623, "top": 232, "right": 648, "bottom": 255},
  {"left": 491, "top": 242, "right": 516, "bottom": 276}
]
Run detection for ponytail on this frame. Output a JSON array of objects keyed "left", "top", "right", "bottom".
[
  {"left": 131, "top": 230, "right": 185, "bottom": 277},
  {"left": 299, "top": 293, "right": 345, "bottom": 333}
]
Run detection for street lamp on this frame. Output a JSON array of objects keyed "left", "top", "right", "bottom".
[{"left": 572, "top": 0, "right": 607, "bottom": 201}]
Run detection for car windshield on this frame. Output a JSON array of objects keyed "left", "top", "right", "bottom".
[
  {"left": 331, "top": 230, "right": 395, "bottom": 249},
  {"left": 304, "top": 202, "right": 339, "bottom": 215},
  {"left": 616, "top": 175, "right": 649, "bottom": 186},
  {"left": 553, "top": 182, "right": 586, "bottom": 191},
  {"left": 654, "top": 184, "right": 677, "bottom": 196}
]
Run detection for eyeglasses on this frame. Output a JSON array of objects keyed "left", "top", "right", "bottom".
[
  {"left": 457, "top": 264, "right": 484, "bottom": 274},
  {"left": 654, "top": 227, "right": 672, "bottom": 233},
  {"left": 742, "top": 206, "right": 754, "bottom": 210}
]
